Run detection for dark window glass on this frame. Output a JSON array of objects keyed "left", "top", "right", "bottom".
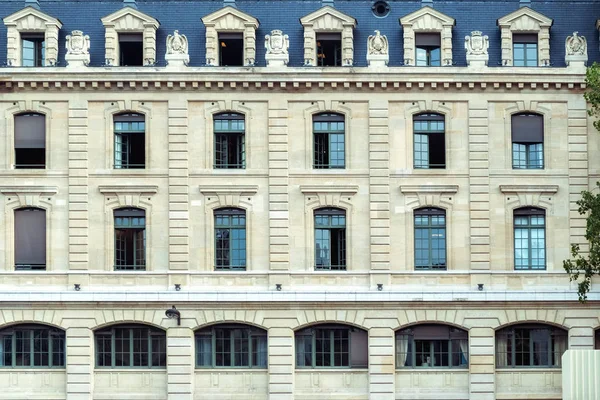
[
  {"left": 413, "top": 113, "right": 445, "bottom": 169},
  {"left": 114, "top": 113, "right": 145, "bottom": 169},
  {"left": 296, "top": 325, "right": 367, "bottom": 369},
  {"left": 214, "top": 113, "right": 245, "bottom": 169},
  {"left": 414, "top": 208, "right": 446, "bottom": 270},
  {"left": 513, "top": 34, "right": 538, "bottom": 67},
  {"left": 215, "top": 208, "right": 246, "bottom": 270},
  {"left": 514, "top": 207, "right": 545, "bottom": 270},
  {"left": 119, "top": 33, "right": 144, "bottom": 66},
  {"left": 496, "top": 324, "right": 567, "bottom": 368},
  {"left": 95, "top": 325, "right": 166, "bottom": 368},
  {"left": 0, "top": 325, "right": 64, "bottom": 368},
  {"left": 316, "top": 33, "right": 342, "bottom": 66},
  {"left": 219, "top": 32, "right": 244, "bottom": 66},
  {"left": 14, "top": 208, "right": 46, "bottom": 270},
  {"left": 512, "top": 113, "right": 543, "bottom": 169},
  {"left": 21, "top": 34, "right": 45, "bottom": 67},
  {"left": 415, "top": 33, "right": 441, "bottom": 66},
  {"left": 313, "top": 113, "right": 345, "bottom": 169},
  {"left": 195, "top": 325, "right": 267, "bottom": 368},
  {"left": 14, "top": 113, "right": 45, "bottom": 169},
  {"left": 396, "top": 325, "right": 468, "bottom": 369},
  {"left": 314, "top": 208, "right": 346, "bottom": 270},
  {"left": 114, "top": 208, "right": 146, "bottom": 271}
]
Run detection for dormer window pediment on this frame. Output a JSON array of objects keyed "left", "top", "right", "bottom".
[
  {"left": 399, "top": 7, "right": 455, "bottom": 66},
  {"left": 101, "top": 7, "right": 160, "bottom": 66},
  {"left": 3, "top": 6, "right": 62, "bottom": 67},
  {"left": 497, "top": 7, "right": 553, "bottom": 67},
  {"left": 300, "top": 6, "right": 357, "bottom": 67},
  {"left": 201, "top": 6, "right": 260, "bottom": 67}
]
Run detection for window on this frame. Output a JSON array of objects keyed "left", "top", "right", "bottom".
[
  {"left": 14, "top": 208, "right": 46, "bottom": 270},
  {"left": 118, "top": 33, "right": 144, "bottom": 66},
  {"left": 313, "top": 113, "right": 345, "bottom": 169},
  {"left": 512, "top": 113, "right": 543, "bottom": 169},
  {"left": 21, "top": 34, "right": 45, "bottom": 67},
  {"left": 414, "top": 208, "right": 446, "bottom": 270},
  {"left": 114, "top": 208, "right": 146, "bottom": 271},
  {"left": 0, "top": 325, "right": 64, "bottom": 368},
  {"left": 196, "top": 324, "right": 267, "bottom": 368},
  {"left": 214, "top": 113, "right": 245, "bottom": 169},
  {"left": 413, "top": 113, "right": 445, "bottom": 169},
  {"left": 513, "top": 34, "right": 538, "bottom": 67},
  {"left": 114, "top": 113, "right": 145, "bottom": 169},
  {"left": 14, "top": 113, "right": 45, "bottom": 169},
  {"left": 95, "top": 325, "right": 166, "bottom": 368},
  {"left": 219, "top": 32, "right": 244, "bottom": 66},
  {"left": 314, "top": 208, "right": 346, "bottom": 270},
  {"left": 396, "top": 325, "right": 468, "bottom": 369},
  {"left": 514, "top": 207, "right": 545, "bottom": 270},
  {"left": 215, "top": 208, "right": 246, "bottom": 270},
  {"left": 496, "top": 324, "right": 567, "bottom": 368},
  {"left": 296, "top": 325, "right": 367, "bottom": 368},
  {"left": 372, "top": 1, "right": 391, "bottom": 18},
  {"left": 415, "top": 33, "right": 441, "bottom": 66},
  {"left": 316, "top": 33, "right": 342, "bottom": 66}
]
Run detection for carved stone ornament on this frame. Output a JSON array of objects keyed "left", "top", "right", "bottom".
[
  {"left": 465, "top": 30, "right": 489, "bottom": 67},
  {"left": 366, "top": 30, "right": 389, "bottom": 67},
  {"left": 265, "top": 29, "right": 289, "bottom": 67},
  {"left": 65, "top": 30, "right": 90, "bottom": 68},
  {"left": 565, "top": 31, "right": 588, "bottom": 67},
  {"left": 165, "top": 30, "right": 190, "bottom": 68}
]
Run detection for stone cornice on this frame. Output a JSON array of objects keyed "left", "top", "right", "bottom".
[
  {"left": 299, "top": 185, "right": 359, "bottom": 195},
  {"left": 98, "top": 185, "right": 158, "bottom": 194},
  {"left": 199, "top": 185, "right": 259, "bottom": 195},
  {"left": 0, "top": 186, "right": 58, "bottom": 195},
  {"left": 499, "top": 185, "right": 559, "bottom": 194},
  {"left": 400, "top": 185, "right": 459, "bottom": 194}
]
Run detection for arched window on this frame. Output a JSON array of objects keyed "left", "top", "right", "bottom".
[
  {"left": 214, "top": 208, "right": 246, "bottom": 270},
  {"left": 414, "top": 207, "right": 446, "bottom": 270},
  {"left": 114, "top": 113, "right": 145, "bottom": 169},
  {"left": 195, "top": 324, "right": 267, "bottom": 368},
  {"left": 15, "top": 207, "right": 46, "bottom": 270},
  {"left": 296, "top": 324, "right": 367, "bottom": 368},
  {"left": 512, "top": 113, "right": 543, "bottom": 169},
  {"left": 314, "top": 207, "right": 346, "bottom": 270},
  {"left": 0, "top": 324, "right": 65, "bottom": 368},
  {"left": 114, "top": 208, "right": 146, "bottom": 271},
  {"left": 14, "top": 113, "right": 45, "bottom": 169},
  {"left": 313, "top": 113, "right": 345, "bottom": 169},
  {"left": 396, "top": 324, "right": 468, "bottom": 369},
  {"left": 496, "top": 324, "right": 567, "bottom": 368},
  {"left": 514, "top": 207, "right": 545, "bottom": 270},
  {"left": 214, "top": 113, "right": 245, "bottom": 169},
  {"left": 413, "top": 113, "right": 445, "bottom": 169},
  {"left": 95, "top": 325, "right": 166, "bottom": 368}
]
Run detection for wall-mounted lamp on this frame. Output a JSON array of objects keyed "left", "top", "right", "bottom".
[
  {"left": 377, "top": 284, "right": 383, "bottom": 291},
  {"left": 477, "top": 283, "right": 484, "bottom": 291},
  {"left": 165, "top": 305, "right": 181, "bottom": 326},
  {"left": 275, "top": 284, "right": 282, "bottom": 291},
  {"left": 74, "top": 284, "right": 81, "bottom": 291},
  {"left": 174, "top": 284, "right": 181, "bottom": 291}
]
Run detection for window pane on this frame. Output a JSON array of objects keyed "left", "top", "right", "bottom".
[{"left": 196, "top": 335, "right": 212, "bottom": 367}]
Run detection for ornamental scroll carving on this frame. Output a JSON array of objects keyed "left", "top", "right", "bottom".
[{"left": 368, "top": 30, "right": 388, "bottom": 55}]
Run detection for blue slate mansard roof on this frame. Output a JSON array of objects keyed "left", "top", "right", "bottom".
[{"left": 0, "top": 0, "right": 598, "bottom": 68}]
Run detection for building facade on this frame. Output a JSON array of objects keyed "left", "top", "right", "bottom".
[{"left": 0, "top": 0, "right": 600, "bottom": 399}]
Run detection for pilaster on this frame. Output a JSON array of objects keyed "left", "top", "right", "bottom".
[
  {"left": 167, "top": 327, "right": 194, "bottom": 400},
  {"left": 168, "top": 100, "right": 190, "bottom": 270},
  {"left": 468, "top": 327, "right": 495, "bottom": 400},
  {"left": 66, "top": 327, "right": 93, "bottom": 400},
  {"left": 68, "top": 100, "right": 89, "bottom": 270},
  {"left": 268, "top": 327, "right": 294, "bottom": 400},
  {"left": 368, "top": 327, "right": 395, "bottom": 400}
]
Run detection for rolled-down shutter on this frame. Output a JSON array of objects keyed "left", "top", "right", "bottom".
[
  {"left": 15, "top": 208, "right": 46, "bottom": 265},
  {"left": 14, "top": 114, "right": 45, "bottom": 149},
  {"left": 415, "top": 32, "right": 441, "bottom": 47},
  {"left": 512, "top": 113, "right": 543, "bottom": 143}
]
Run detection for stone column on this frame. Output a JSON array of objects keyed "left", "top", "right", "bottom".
[
  {"left": 368, "top": 327, "right": 395, "bottom": 400},
  {"left": 167, "top": 327, "right": 194, "bottom": 399},
  {"left": 66, "top": 327, "right": 93, "bottom": 400},
  {"left": 468, "top": 327, "right": 495, "bottom": 400},
  {"left": 268, "top": 327, "right": 294, "bottom": 400}
]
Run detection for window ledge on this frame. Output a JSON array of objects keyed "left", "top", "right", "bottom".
[
  {"left": 94, "top": 368, "right": 166, "bottom": 372},
  {"left": 495, "top": 367, "right": 561, "bottom": 372},
  {"left": 395, "top": 368, "right": 468, "bottom": 372},
  {"left": 195, "top": 368, "right": 267, "bottom": 372},
  {"left": 295, "top": 368, "right": 368, "bottom": 372}
]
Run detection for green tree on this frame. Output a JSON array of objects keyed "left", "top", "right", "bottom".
[{"left": 563, "top": 63, "right": 600, "bottom": 301}]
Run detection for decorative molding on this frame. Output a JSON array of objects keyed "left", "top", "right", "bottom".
[
  {"left": 300, "top": 185, "right": 358, "bottom": 195},
  {"left": 201, "top": 6, "right": 259, "bottom": 66},
  {"left": 98, "top": 185, "right": 158, "bottom": 194},
  {"left": 0, "top": 186, "right": 58, "bottom": 196},
  {"left": 101, "top": 7, "right": 160, "bottom": 66},
  {"left": 2, "top": 6, "right": 62, "bottom": 66},
  {"left": 199, "top": 185, "right": 258, "bottom": 195},
  {"left": 399, "top": 6, "right": 455, "bottom": 66},
  {"left": 497, "top": 7, "right": 553, "bottom": 67},
  {"left": 499, "top": 185, "right": 558, "bottom": 194},
  {"left": 400, "top": 185, "right": 458, "bottom": 194},
  {"left": 300, "top": 6, "right": 357, "bottom": 66},
  {"left": 500, "top": 185, "right": 556, "bottom": 212}
]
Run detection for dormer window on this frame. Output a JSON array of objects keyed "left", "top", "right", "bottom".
[
  {"left": 415, "top": 33, "right": 441, "bottom": 66},
  {"left": 512, "top": 34, "right": 538, "bottom": 67},
  {"left": 316, "top": 33, "right": 342, "bottom": 66},
  {"left": 218, "top": 32, "right": 244, "bottom": 66},
  {"left": 21, "top": 34, "right": 45, "bottom": 67},
  {"left": 497, "top": 8, "right": 552, "bottom": 67},
  {"left": 118, "top": 33, "right": 143, "bottom": 66}
]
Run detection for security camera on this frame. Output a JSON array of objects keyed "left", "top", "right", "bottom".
[{"left": 165, "top": 305, "right": 181, "bottom": 326}]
